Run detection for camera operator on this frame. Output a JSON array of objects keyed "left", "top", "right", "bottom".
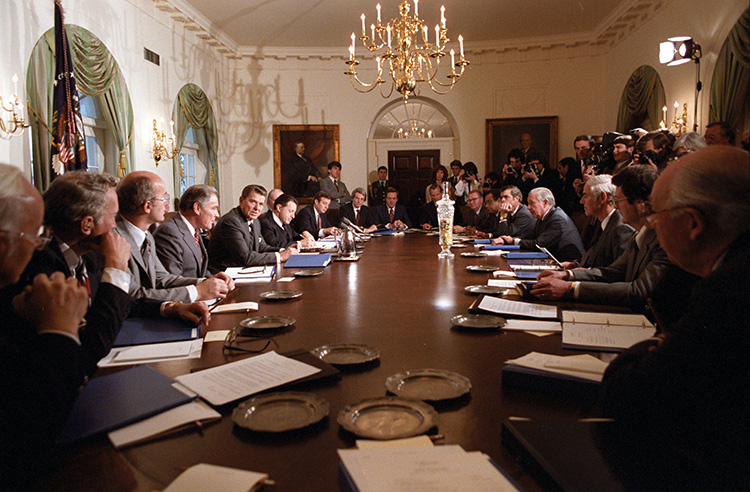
[
  {"left": 519, "top": 150, "right": 561, "bottom": 204},
  {"left": 455, "top": 161, "right": 483, "bottom": 201},
  {"left": 501, "top": 149, "right": 524, "bottom": 188},
  {"left": 635, "top": 130, "right": 675, "bottom": 171}
]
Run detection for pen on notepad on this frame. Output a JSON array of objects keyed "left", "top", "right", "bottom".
[{"left": 209, "top": 288, "right": 238, "bottom": 312}]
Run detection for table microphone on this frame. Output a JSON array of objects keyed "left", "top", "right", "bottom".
[{"left": 340, "top": 217, "right": 365, "bottom": 234}]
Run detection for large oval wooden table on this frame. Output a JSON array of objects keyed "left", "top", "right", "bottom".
[{"left": 46, "top": 232, "right": 602, "bottom": 492}]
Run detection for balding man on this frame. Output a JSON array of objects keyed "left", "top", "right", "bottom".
[
  {"left": 496, "top": 187, "right": 585, "bottom": 262},
  {"left": 599, "top": 146, "right": 750, "bottom": 488},
  {"left": 116, "top": 171, "right": 231, "bottom": 302}
]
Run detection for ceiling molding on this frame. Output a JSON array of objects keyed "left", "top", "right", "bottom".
[{"left": 154, "top": 0, "right": 673, "bottom": 63}]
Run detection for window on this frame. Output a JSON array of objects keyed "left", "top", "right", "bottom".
[
  {"left": 79, "top": 93, "right": 117, "bottom": 175},
  {"left": 178, "top": 126, "right": 208, "bottom": 196}
]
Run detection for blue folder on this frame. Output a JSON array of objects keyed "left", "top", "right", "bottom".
[
  {"left": 284, "top": 253, "right": 333, "bottom": 268},
  {"left": 57, "top": 365, "right": 196, "bottom": 444},
  {"left": 113, "top": 318, "right": 199, "bottom": 347},
  {"left": 483, "top": 244, "right": 521, "bottom": 251},
  {"left": 515, "top": 271, "right": 542, "bottom": 280},
  {"left": 473, "top": 239, "right": 491, "bottom": 244},
  {"left": 506, "top": 251, "right": 549, "bottom": 259}
]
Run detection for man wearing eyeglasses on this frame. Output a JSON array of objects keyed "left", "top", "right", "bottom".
[
  {"left": 453, "top": 190, "right": 493, "bottom": 235},
  {"left": 598, "top": 146, "right": 750, "bottom": 487},
  {"left": 116, "top": 171, "right": 232, "bottom": 302}
]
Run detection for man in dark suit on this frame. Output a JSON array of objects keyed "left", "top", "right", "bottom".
[
  {"left": 154, "top": 184, "right": 219, "bottom": 278},
  {"left": 209, "top": 184, "right": 297, "bottom": 273},
  {"left": 483, "top": 186, "right": 536, "bottom": 240},
  {"left": 260, "top": 193, "right": 315, "bottom": 248},
  {"left": 571, "top": 175, "right": 633, "bottom": 268},
  {"left": 116, "top": 171, "right": 232, "bottom": 301},
  {"left": 453, "top": 190, "right": 494, "bottom": 235},
  {"left": 599, "top": 146, "right": 750, "bottom": 488},
  {"left": 287, "top": 141, "right": 322, "bottom": 197},
  {"left": 292, "top": 190, "right": 340, "bottom": 238},
  {"left": 340, "top": 188, "right": 377, "bottom": 232},
  {"left": 371, "top": 187, "right": 412, "bottom": 229},
  {"left": 496, "top": 187, "right": 585, "bottom": 262},
  {"left": 532, "top": 166, "right": 690, "bottom": 314},
  {"left": 369, "top": 166, "right": 392, "bottom": 208},
  {"left": 519, "top": 150, "right": 562, "bottom": 205},
  {"left": 419, "top": 184, "right": 463, "bottom": 230}
]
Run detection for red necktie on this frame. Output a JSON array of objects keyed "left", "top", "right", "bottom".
[
  {"left": 355, "top": 209, "right": 360, "bottom": 225},
  {"left": 318, "top": 214, "right": 322, "bottom": 229},
  {"left": 334, "top": 180, "right": 339, "bottom": 192},
  {"left": 389, "top": 208, "right": 395, "bottom": 224},
  {"left": 194, "top": 230, "right": 201, "bottom": 247}
]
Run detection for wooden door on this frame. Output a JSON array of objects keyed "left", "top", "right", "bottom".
[{"left": 388, "top": 149, "right": 439, "bottom": 208}]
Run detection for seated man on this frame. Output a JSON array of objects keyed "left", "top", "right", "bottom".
[
  {"left": 496, "top": 187, "right": 585, "bottom": 262},
  {"left": 454, "top": 189, "right": 494, "bottom": 235},
  {"left": 260, "top": 193, "right": 315, "bottom": 248},
  {"left": 599, "top": 146, "right": 750, "bottom": 488},
  {"left": 319, "top": 161, "right": 351, "bottom": 210},
  {"left": 572, "top": 174, "right": 633, "bottom": 268},
  {"left": 484, "top": 185, "right": 536, "bottom": 240},
  {"left": 155, "top": 184, "right": 224, "bottom": 279},
  {"left": 371, "top": 187, "right": 412, "bottom": 230},
  {"left": 419, "top": 184, "right": 463, "bottom": 230},
  {"left": 532, "top": 166, "right": 687, "bottom": 313},
  {"left": 209, "top": 184, "right": 297, "bottom": 273},
  {"left": 340, "top": 187, "right": 377, "bottom": 232},
  {"left": 292, "top": 190, "right": 340, "bottom": 238},
  {"left": 116, "top": 171, "right": 232, "bottom": 301}
]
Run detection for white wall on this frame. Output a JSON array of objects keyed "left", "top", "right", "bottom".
[{"left": 2, "top": 0, "right": 746, "bottom": 212}]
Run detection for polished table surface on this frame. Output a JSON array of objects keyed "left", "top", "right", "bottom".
[{"left": 45, "top": 233, "right": 602, "bottom": 492}]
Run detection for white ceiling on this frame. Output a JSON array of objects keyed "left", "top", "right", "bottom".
[{"left": 179, "top": 0, "right": 628, "bottom": 49}]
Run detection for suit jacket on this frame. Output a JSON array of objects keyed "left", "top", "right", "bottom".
[
  {"left": 371, "top": 203, "right": 413, "bottom": 228},
  {"left": 288, "top": 154, "right": 321, "bottom": 197},
  {"left": 572, "top": 227, "right": 673, "bottom": 310},
  {"left": 494, "top": 204, "right": 536, "bottom": 239},
  {"left": 319, "top": 177, "right": 351, "bottom": 209},
  {"left": 598, "top": 231, "right": 750, "bottom": 486},
  {"left": 259, "top": 211, "right": 298, "bottom": 248},
  {"left": 293, "top": 204, "right": 334, "bottom": 237},
  {"left": 518, "top": 207, "right": 585, "bottom": 261},
  {"left": 208, "top": 207, "right": 279, "bottom": 273},
  {"left": 579, "top": 209, "right": 634, "bottom": 268},
  {"left": 153, "top": 213, "right": 209, "bottom": 278},
  {"left": 460, "top": 205, "right": 495, "bottom": 232},
  {"left": 340, "top": 202, "right": 372, "bottom": 228},
  {"left": 116, "top": 215, "right": 201, "bottom": 301},
  {"left": 369, "top": 179, "right": 392, "bottom": 207},
  {"left": 520, "top": 168, "right": 562, "bottom": 204},
  {"left": 419, "top": 202, "right": 463, "bottom": 228}
]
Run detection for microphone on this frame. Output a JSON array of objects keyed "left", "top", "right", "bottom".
[{"left": 340, "top": 217, "right": 365, "bottom": 234}]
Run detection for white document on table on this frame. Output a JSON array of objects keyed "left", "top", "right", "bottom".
[
  {"left": 478, "top": 295, "right": 558, "bottom": 319},
  {"left": 108, "top": 400, "right": 221, "bottom": 449},
  {"left": 561, "top": 310, "right": 655, "bottom": 350},
  {"left": 225, "top": 266, "right": 275, "bottom": 284},
  {"left": 176, "top": 351, "right": 321, "bottom": 406},
  {"left": 98, "top": 339, "right": 203, "bottom": 367},
  {"left": 338, "top": 445, "right": 521, "bottom": 492},
  {"left": 502, "top": 319, "right": 562, "bottom": 332},
  {"left": 488, "top": 279, "right": 523, "bottom": 289},
  {"left": 162, "top": 463, "right": 267, "bottom": 492},
  {"left": 505, "top": 352, "right": 607, "bottom": 382},
  {"left": 210, "top": 301, "right": 259, "bottom": 314}
]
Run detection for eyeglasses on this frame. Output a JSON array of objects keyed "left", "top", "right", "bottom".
[
  {"left": 640, "top": 202, "right": 688, "bottom": 227},
  {"left": 0, "top": 225, "right": 52, "bottom": 250},
  {"left": 223, "top": 326, "right": 273, "bottom": 354},
  {"left": 612, "top": 196, "right": 629, "bottom": 205},
  {"left": 150, "top": 193, "right": 170, "bottom": 204}
]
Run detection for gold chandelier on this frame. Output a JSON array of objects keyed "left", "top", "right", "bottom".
[{"left": 345, "top": 0, "right": 469, "bottom": 102}]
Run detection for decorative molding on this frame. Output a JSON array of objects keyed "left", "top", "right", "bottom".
[{"left": 153, "top": 0, "right": 673, "bottom": 63}]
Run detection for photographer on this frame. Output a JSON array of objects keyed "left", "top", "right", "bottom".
[
  {"left": 455, "top": 161, "right": 483, "bottom": 202},
  {"left": 634, "top": 130, "right": 675, "bottom": 171},
  {"left": 519, "top": 150, "right": 561, "bottom": 205},
  {"left": 501, "top": 148, "right": 524, "bottom": 188}
]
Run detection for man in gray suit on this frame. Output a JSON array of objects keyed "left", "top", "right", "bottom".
[
  {"left": 116, "top": 171, "right": 231, "bottom": 302},
  {"left": 532, "top": 165, "right": 688, "bottom": 313},
  {"left": 319, "top": 161, "right": 350, "bottom": 210},
  {"left": 154, "top": 185, "right": 233, "bottom": 287},
  {"left": 208, "top": 184, "right": 298, "bottom": 274}
]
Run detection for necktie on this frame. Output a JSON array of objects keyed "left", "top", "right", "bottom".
[
  {"left": 389, "top": 208, "right": 395, "bottom": 224},
  {"left": 75, "top": 263, "right": 91, "bottom": 297},
  {"left": 141, "top": 236, "right": 151, "bottom": 266},
  {"left": 334, "top": 180, "right": 339, "bottom": 192},
  {"left": 318, "top": 214, "right": 322, "bottom": 230},
  {"left": 355, "top": 209, "right": 360, "bottom": 226},
  {"left": 194, "top": 230, "right": 201, "bottom": 247}
]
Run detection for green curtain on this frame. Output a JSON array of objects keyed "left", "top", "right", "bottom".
[
  {"left": 171, "top": 83, "right": 219, "bottom": 193},
  {"left": 616, "top": 65, "right": 666, "bottom": 133},
  {"left": 709, "top": 6, "right": 750, "bottom": 127},
  {"left": 26, "top": 25, "right": 134, "bottom": 191}
]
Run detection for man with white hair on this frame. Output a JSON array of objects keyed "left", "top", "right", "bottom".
[
  {"left": 495, "top": 187, "right": 585, "bottom": 262},
  {"left": 599, "top": 146, "right": 750, "bottom": 488}
]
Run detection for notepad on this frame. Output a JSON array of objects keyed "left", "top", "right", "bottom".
[
  {"left": 163, "top": 464, "right": 268, "bottom": 492},
  {"left": 561, "top": 311, "right": 655, "bottom": 351}
]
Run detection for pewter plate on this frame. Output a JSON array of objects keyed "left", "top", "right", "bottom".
[
  {"left": 337, "top": 397, "right": 438, "bottom": 440},
  {"left": 450, "top": 314, "right": 506, "bottom": 329},
  {"left": 450, "top": 243, "right": 468, "bottom": 248},
  {"left": 259, "top": 290, "right": 303, "bottom": 300},
  {"left": 464, "top": 285, "right": 507, "bottom": 295},
  {"left": 466, "top": 265, "right": 499, "bottom": 272},
  {"left": 311, "top": 343, "right": 380, "bottom": 366},
  {"left": 460, "top": 251, "right": 487, "bottom": 258},
  {"left": 239, "top": 315, "right": 296, "bottom": 330},
  {"left": 232, "top": 392, "right": 329, "bottom": 432},
  {"left": 334, "top": 254, "right": 361, "bottom": 262},
  {"left": 292, "top": 269, "right": 324, "bottom": 277},
  {"left": 385, "top": 369, "right": 472, "bottom": 401}
]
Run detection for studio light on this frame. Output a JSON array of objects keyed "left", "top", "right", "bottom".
[{"left": 658, "top": 36, "right": 702, "bottom": 131}]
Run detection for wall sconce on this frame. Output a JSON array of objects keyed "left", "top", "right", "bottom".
[
  {"left": 659, "top": 36, "right": 702, "bottom": 131},
  {"left": 152, "top": 118, "right": 177, "bottom": 165},
  {"left": 0, "top": 74, "right": 29, "bottom": 138}
]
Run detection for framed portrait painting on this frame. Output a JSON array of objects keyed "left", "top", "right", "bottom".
[
  {"left": 273, "top": 124, "right": 340, "bottom": 203},
  {"left": 486, "top": 116, "right": 558, "bottom": 173}
]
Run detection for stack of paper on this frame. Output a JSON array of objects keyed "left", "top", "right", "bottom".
[
  {"left": 561, "top": 311, "right": 656, "bottom": 351},
  {"left": 473, "top": 295, "right": 559, "bottom": 320},
  {"left": 338, "top": 445, "right": 522, "bottom": 492},
  {"left": 225, "top": 266, "right": 275, "bottom": 284},
  {"left": 504, "top": 352, "right": 608, "bottom": 383},
  {"left": 163, "top": 464, "right": 268, "bottom": 492}
]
